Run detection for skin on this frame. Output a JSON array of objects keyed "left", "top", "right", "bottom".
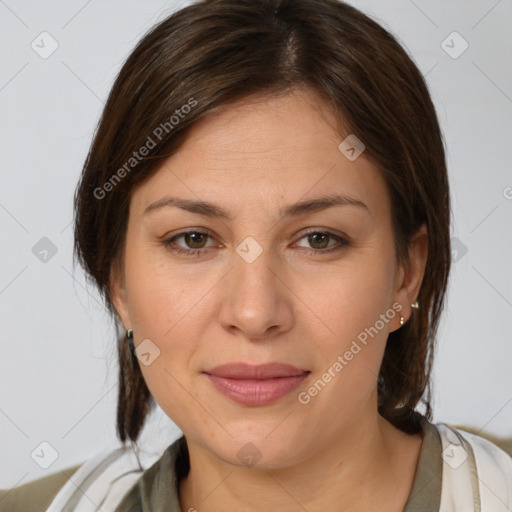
[{"left": 111, "top": 87, "right": 428, "bottom": 511}]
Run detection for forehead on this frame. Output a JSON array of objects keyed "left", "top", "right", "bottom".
[
  {"left": 182, "top": 87, "right": 341, "bottom": 155},
  {"left": 131, "top": 88, "right": 391, "bottom": 222}
]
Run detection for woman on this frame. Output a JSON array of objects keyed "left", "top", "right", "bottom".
[{"left": 2, "top": 0, "right": 511, "bottom": 510}]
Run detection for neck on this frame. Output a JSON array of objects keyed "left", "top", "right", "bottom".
[{"left": 178, "top": 407, "right": 423, "bottom": 512}]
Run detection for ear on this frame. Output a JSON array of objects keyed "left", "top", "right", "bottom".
[
  {"left": 391, "top": 223, "right": 428, "bottom": 331},
  {"left": 109, "top": 265, "right": 132, "bottom": 332}
]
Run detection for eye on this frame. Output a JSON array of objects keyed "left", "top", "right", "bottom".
[
  {"left": 161, "top": 228, "right": 349, "bottom": 257},
  {"left": 294, "top": 230, "right": 349, "bottom": 254},
  {"left": 162, "top": 229, "right": 218, "bottom": 256}
]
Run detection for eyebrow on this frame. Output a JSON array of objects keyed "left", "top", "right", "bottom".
[{"left": 143, "top": 193, "right": 369, "bottom": 220}]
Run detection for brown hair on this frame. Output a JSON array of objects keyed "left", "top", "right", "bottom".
[{"left": 73, "top": 0, "right": 451, "bottom": 444}]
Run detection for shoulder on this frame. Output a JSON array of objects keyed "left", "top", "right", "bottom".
[
  {"left": 0, "top": 438, "right": 182, "bottom": 512},
  {"left": 434, "top": 422, "right": 512, "bottom": 511},
  {"left": 0, "top": 445, "right": 150, "bottom": 512},
  {"left": 1, "top": 444, "right": 172, "bottom": 512},
  {"left": 0, "top": 463, "right": 83, "bottom": 512},
  {"left": 454, "top": 424, "right": 512, "bottom": 457},
  {"left": 438, "top": 423, "right": 512, "bottom": 474}
]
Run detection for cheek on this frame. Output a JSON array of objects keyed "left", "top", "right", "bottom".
[
  {"left": 295, "top": 247, "right": 397, "bottom": 400},
  {"left": 123, "top": 240, "right": 214, "bottom": 339},
  {"left": 300, "top": 249, "right": 397, "bottom": 342},
  {"left": 123, "top": 247, "right": 209, "bottom": 403}
]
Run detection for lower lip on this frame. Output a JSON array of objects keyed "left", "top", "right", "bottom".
[{"left": 205, "top": 373, "right": 309, "bottom": 406}]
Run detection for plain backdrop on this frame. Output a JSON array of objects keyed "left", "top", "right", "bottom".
[{"left": 1, "top": 0, "right": 511, "bottom": 489}]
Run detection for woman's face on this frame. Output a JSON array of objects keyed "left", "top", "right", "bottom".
[{"left": 111, "top": 88, "right": 426, "bottom": 468}]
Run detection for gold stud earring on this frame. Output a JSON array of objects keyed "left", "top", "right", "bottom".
[{"left": 411, "top": 301, "right": 419, "bottom": 309}]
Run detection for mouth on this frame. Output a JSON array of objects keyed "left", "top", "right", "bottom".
[{"left": 203, "top": 362, "right": 310, "bottom": 406}]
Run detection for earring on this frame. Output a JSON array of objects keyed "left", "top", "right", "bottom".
[
  {"left": 411, "top": 301, "right": 419, "bottom": 309},
  {"left": 400, "top": 317, "right": 404, "bottom": 325},
  {"left": 126, "top": 329, "right": 133, "bottom": 339}
]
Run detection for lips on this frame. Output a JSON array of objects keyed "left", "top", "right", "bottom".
[
  {"left": 204, "top": 362, "right": 309, "bottom": 379},
  {"left": 203, "top": 362, "right": 310, "bottom": 406}
]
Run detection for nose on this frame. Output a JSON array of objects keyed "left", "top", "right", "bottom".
[{"left": 218, "top": 244, "right": 294, "bottom": 341}]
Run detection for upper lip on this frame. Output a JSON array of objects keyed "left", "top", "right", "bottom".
[{"left": 204, "top": 362, "right": 309, "bottom": 380}]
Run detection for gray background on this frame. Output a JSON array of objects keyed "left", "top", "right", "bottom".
[{"left": 1, "top": 0, "right": 511, "bottom": 489}]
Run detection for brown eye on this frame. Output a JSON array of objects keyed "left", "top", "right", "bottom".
[
  {"left": 182, "top": 232, "right": 209, "bottom": 249},
  {"left": 307, "top": 233, "right": 331, "bottom": 249},
  {"left": 295, "top": 231, "right": 349, "bottom": 253},
  {"left": 162, "top": 229, "right": 217, "bottom": 256}
]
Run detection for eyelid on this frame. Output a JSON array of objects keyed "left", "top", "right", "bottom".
[{"left": 295, "top": 226, "right": 349, "bottom": 241}]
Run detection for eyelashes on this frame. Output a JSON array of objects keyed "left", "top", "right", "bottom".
[{"left": 161, "top": 228, "right": 350, "bottom": 257}]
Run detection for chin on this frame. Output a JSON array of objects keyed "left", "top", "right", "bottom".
[{"left": 204, "top": 431, "right": 306, "bottom": 470}]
